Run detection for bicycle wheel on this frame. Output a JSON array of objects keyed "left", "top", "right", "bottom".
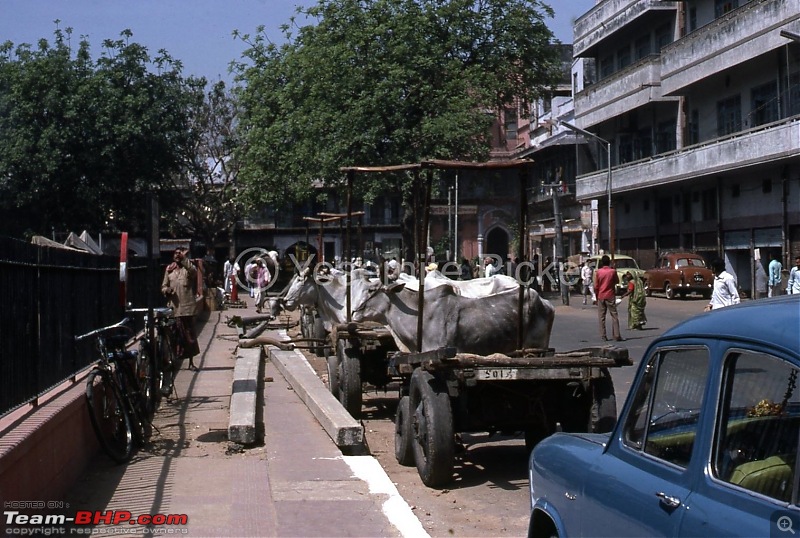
[
  {"left": 136, "top": 343, "right": 160, "bottom": 420},
  {"left": 158, "top": 327, "right": 177, "bottom": 396},
  {"left": 85, "top": 369, "right": 134, "bottom": 463},
  {"left": 116, "top": 363, "right": 151, "bottom": 446}
]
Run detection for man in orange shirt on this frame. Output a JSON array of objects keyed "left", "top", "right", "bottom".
[{"left": 593, "top": 255, "right": 623, "bottom": 342}]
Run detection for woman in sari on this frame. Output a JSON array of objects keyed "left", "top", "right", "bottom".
[{"left": 622, "top": 271, "right": 647, "bottom": 330}]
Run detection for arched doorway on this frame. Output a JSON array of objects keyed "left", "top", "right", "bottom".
[{"left": 485, "top": 227, "right": 509, "bottom": 261}]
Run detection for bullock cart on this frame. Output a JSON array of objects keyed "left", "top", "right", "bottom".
[
  {"left": 338, "top": 159, "right": 633, "bottom": 488},
  {"left": 297, "top": 212, "right": 365, "bottom": 358}
]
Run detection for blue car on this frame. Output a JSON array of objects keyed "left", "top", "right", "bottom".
[{"left": 528, "top": 295, "right": 800, "bottom": 537}]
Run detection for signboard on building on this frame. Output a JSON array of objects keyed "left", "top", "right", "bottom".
[{"left": 429, "top": 205, "right": 478, "bottom": 215}]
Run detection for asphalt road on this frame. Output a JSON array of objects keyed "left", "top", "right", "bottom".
[{"left": 298, "top": 290, "right": 716, "bottom": 537}]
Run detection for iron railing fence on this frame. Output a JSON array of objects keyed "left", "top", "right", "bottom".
[{"left": 0, "top": 236, "right": 164, "bottom": 418}]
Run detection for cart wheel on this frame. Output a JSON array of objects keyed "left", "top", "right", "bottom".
[
  {"left": 327, "top": 345, "right": 341, "bottom": 399},
  {"left": 409, "top": 369, "right": 454, "bottom": 487},
  {"left": 338, "top": 341, "right": 362, "bottom": 418},
  {"left": 590, "top": 367, "right": 617, "bottom": 433},
  {"left": 312, "top": 316, "right": 326, "bottom": 357},
  {"left": 395, "top": 396, "right": 415, "bottom": 466}
]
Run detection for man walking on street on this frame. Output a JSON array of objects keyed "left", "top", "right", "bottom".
[
  {"left": 593, "top": 255, "right": 622, "bottom": 342},
  {"left": 768, "top": 252, "right": 783, "bottom": 298},
  {"left": 707, "top": 258, "right": 740, "bottom": 310},
  {"left": 161, "top": 248, "right": 201, "bottom": 373},
  {"left": 788, "top": 256, "right": 800, "bottom": 295}
]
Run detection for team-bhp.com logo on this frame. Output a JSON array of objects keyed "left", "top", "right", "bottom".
[{"left": 4, "top": 509, "right": 188, "bottom": 534}]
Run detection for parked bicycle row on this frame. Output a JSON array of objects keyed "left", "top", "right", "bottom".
[{"left": 74, "top": 307, "right": 179, "bottom": 463}]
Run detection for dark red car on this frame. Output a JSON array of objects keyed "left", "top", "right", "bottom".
[{"left": 645, "top": 252, "right": 713, "bottom": 299}]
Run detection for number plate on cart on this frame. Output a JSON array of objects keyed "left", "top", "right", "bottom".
[{"left": 477, "top": 368, "right": 518, "bottom": 380}]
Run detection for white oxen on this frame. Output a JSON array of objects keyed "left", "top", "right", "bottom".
[
  {"left": 351, "top": 276, "right": 555, "bottom": 355},
  {"left": 281, "top": 268, "right": 378, "bottom": 330},
  {"left": 396, "top": 270, "right": 518, "bottom": 297}
]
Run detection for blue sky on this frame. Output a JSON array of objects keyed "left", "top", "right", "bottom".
[{"left": 1, "top": 0, "right": 595, "bottom": 84}]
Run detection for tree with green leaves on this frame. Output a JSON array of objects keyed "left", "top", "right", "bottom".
[
  {"left": 234, "top": 0, "right": 562, "bottom": 256},
  {"left": 167, "top": 81, "right": 245, "bottom": 256},
  {"left": 0, "top": 26, "right": 197, "bottom": 240}
]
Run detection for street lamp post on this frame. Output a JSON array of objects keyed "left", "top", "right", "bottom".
[{"left": 557, "top": 120, "right": 614, "bottom": 260}]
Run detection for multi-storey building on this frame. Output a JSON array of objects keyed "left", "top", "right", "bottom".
[{"left": 569, "top": 0, "right": 800, "bottom": 295}]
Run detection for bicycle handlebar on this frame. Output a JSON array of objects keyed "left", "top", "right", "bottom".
[
  {"left": 126, "top": 307, "right": 174, "bottom": 319},
  {"left": 75, "top": 318, "right": 133, "bottom": 342}
]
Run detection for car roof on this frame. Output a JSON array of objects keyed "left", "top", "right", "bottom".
[
  {"left": 660, "top": 251, "right": 703, "bottom": 257},
  {"left": 587, "top": 254, "right": 634, "bottom": 260},
  {"left": 658, "top": 295, "right": 800, "bottom": 355}
]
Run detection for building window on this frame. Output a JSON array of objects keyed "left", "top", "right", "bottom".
[
  {"left": 715, "top": 0, "right": 738, "bottom": 18},
  {"left": 688, "top": 8, "right": 697, "bottom": 32},
  {"left": 599, "top": 55, "right": 614, "bottom": 79},
  {"left": 504, "top": 108, "right": 517, "bottom": 142},
  {"left": 617, "top": 45, "right": 631, "bottom": 70},
  {"left": 655, "top": 24, "right": 672, "bottom": 51},
  {"left": 644, "top": 199, "right": 650, "bottom": 211},
  {"left": 731, "top": 184, "right": 740, "bottom": 198},
  {"left": 763, "top": 179, "right": 772, "bottom": 194},
  {"left": 634, "top": 128, "right": 653, "bottom": 160},
  {"left": 717, "top": 95, "right": 742, "bottom": 137},
  {"left": 750, "top": 82, "right": 778, "bottom": 127},
  {"left": 656, "top": 120, "right": 677, "bottom": 154},
  {"left": 619, "top": 134, "right": 633, "bottom": 164},
  {"left": 659, "top": 196, "right": 673, "bottom": 224},
  {"left": 789, "top": 72, "right": 800, "bottom": 116},
  {"left": 688, "top": 109, "right": 699, "bottom": 145},
  {"left": 635, "top": 35, "right": 651, "bottom": 61},
  {"left": 702, "top": 188, "right": 717, "bottom": 220}
]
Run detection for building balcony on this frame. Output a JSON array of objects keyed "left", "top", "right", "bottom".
[
  {"left": 575, "top": 117, "right": 800, "bottom": 200},
  {"left": 574, "top": 0, "right": 679, "bottom": 58},
  {"left": 661, "top": 0, "right": 800, "bottom": 96},
  {"left": 574, "top": 54, "right": 676, "bottom": 129}
]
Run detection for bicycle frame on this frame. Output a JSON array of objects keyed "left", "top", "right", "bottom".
[{"left": 76, "top": 319, "right": 150, "bottom": 463}]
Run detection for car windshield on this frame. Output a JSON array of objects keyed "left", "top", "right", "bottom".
[
  {"left": 677, "top": 258, "right": 707, "bottom": 268},
  {"left": 614, "top": 259, "right": 639, "bottom": 269}
]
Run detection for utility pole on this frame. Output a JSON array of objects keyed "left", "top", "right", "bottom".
[{"left": 543, "top": 182, "right": 569, "bottom": 305}]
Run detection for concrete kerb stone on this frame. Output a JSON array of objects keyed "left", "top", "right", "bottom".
[
  {"left": 228, "top": 347, "right": 262, "bottom": 445},
  {"left": 268, "top": 333, "right": 365, "bottom": 453}
]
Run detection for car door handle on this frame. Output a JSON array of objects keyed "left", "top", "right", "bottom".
[{"left": 655, "top": 491, "right": 681, "bottom": 509}]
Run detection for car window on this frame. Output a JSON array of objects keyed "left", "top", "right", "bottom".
[
  {"left": 688, "top": 258, "right": 706, "bottom": 268},
  {"left": 714, "top": 350, "right": 799, "bottom": 502},
  {"left": 661, "top": 258, "right": 670, "bottom": 269},
  {"left": 677, "top": 258, "right": 689, "bottom": 267},
  {"left": 623, "top": 347, "right": 710, "bottom": 468},
  {"left": 616, "top": 259, "right": 638, "bottom": 269}
]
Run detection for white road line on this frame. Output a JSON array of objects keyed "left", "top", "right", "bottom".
[{"left": 343, "top": 455, "right": 430, "bottom": 538}]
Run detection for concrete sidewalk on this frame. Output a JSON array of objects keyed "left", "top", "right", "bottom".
[{"left": 59, "top": 301, "right": 426, "bottom": 538}]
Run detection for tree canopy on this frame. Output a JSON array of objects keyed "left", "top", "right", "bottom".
[
  {"left": 169, "top": 81, "right": 245, "bottom": 252},
  {"left": 235, "top": 0, "right": 562, "bottom": 211},
  {"left": 0, "top": 27, "right": 200, "bottom": 240}
]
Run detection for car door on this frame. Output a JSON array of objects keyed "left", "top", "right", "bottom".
[
  {"left": 679, "top": 345, "right": 800, "bottom": 536},
  {"left": 579, "top": 346, "right": 712, "bottom": 537}
]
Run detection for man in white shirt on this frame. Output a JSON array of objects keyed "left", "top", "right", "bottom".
[
  {"left": 484, "top": 257, "right": 497, "bottom": 277},
  {"left": 708, "top": 258, "right": 740, "bottom": 310},
  {"left": 767, "top": 252, "right": 783, "bottom": 298},
  {"left": 788, "top": 256, "right": 800, "bottom": 295}
]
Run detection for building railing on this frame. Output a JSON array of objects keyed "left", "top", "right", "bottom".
[{"left": 0, "top": 236, "right": 164, "bottom": 418}]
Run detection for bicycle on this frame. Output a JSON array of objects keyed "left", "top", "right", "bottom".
[
  {"left": 126, "top": 307, "right": 177, "bottom": 416},
  {"left": 76, "top": 318, "right": 152, "bottom": 463}
]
